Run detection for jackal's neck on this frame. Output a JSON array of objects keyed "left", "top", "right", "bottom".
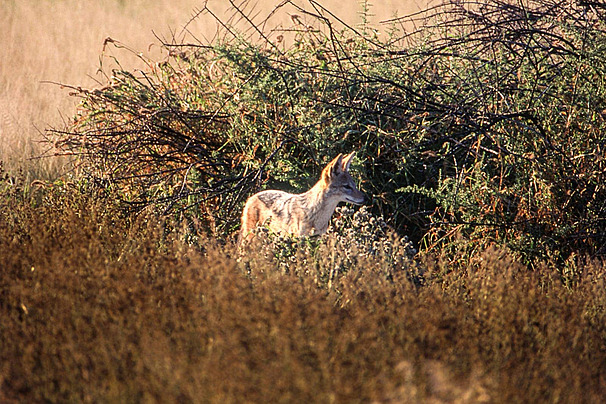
[{"left": 303, "top": 181, "right": 340, "bottom": 231}]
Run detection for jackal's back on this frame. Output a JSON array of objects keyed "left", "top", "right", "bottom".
[{"left": 240, "top": 190, "right": 301, "bottom": 241}]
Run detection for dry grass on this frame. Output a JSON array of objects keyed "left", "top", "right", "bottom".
[
  {"left": 0, "top": 0, "right": 190, "bottom": 179},
  {"left": 1, "top": 175, "right": 604, "bottom": 403},
  {"left": 0, "top": 0, "right": 427, "bottom": 180}
]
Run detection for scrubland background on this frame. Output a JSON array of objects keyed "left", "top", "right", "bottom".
[{"left": 1, "top": 1, "right": 605, "bottom": 403}]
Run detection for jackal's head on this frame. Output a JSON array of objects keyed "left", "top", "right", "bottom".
[{"left": 321, "top": 152, "right": 366, "bottom": 205}]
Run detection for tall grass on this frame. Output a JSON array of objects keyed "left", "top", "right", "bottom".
[
  {"left": 1, "top": 167, "right": 604, "bottom": 402},
  {"left": 0, "top": 0, "right": 206, "bottom": 179}
]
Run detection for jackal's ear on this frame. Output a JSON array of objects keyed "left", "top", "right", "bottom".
[
  {"left": 342, "top": 152, "right": 355, "bottom": 172},
  {"left": 322, "top": 153, "right": 343, "bottom": 182}
]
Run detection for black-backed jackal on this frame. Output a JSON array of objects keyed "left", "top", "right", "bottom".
[{"left": 240, "top": 152, "right": 366, "bottom": 244}]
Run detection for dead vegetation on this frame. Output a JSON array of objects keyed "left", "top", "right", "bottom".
[{"left": 1, "top": 167, "right": 605, "bottom": 403}]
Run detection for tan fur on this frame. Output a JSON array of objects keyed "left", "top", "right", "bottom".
[{"left": 240, "top": 152, "right": 365, "bottom": 244}]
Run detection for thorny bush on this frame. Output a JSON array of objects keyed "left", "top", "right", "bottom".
[{"left": 47, "top": 0, "right": 606, "bottom": 265}]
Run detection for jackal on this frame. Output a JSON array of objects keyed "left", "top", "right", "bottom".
[{"left": 240, "top": 152, "right": 366, "bottom": 244}]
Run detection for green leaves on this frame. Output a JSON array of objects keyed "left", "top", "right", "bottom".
[{"left": 48, "top": 0, "right": 606, "bottom": 260}]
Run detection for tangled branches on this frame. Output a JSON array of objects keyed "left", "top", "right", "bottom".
[{"left": 47, "top": 0, "right": 606, "bottom": 260}]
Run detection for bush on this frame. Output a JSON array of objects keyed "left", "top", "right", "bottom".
[{"left": 47, "top": 1, "right": 606, "bottom": 262}]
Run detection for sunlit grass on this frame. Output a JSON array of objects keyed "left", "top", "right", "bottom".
[{"left": 1, "top": 175, "right": 604, "bottom": 402}]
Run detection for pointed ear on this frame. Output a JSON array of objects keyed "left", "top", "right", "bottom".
[
  {"left": 322, "top": 154, "right": 343, "bottom": 182},
  {"left": 342, "top": 152, "right": 355, "bottom": 172}
]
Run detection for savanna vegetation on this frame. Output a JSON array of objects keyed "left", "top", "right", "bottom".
[{"left": 1, "top": 0, "right": 605, "bottom": 402}]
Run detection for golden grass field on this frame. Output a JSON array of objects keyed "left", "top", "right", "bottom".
[{"left": 0, "top": 0, "right": 428, "bottom": 179}]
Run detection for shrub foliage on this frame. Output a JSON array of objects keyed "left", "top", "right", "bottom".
[{"left": 49, "top": 0, "right": 606, "bottom": 263}]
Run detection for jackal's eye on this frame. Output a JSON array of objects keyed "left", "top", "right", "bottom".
[{"left": 343, "top": 184, "right": 353, "bottom": 190}]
